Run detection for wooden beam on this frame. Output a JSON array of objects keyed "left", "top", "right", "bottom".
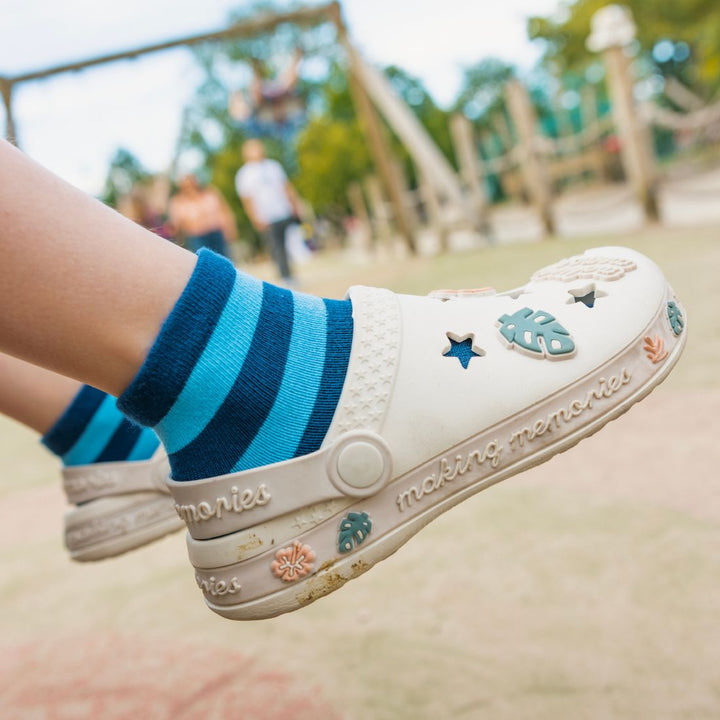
[
  {"left": 601, "top": 46, "right": 658, "bottom": 219},
  {"left": 418, "top": 169, "right": 449, "bottom": 252},
  {"left": 505, "top": 79, "right": 554, "bottom": 235},
  {"left": 449, "top": 113, "right": 488, "bottom": 230},
  {"left": 347, "top": 181, "right": 372, "bottom": 248},
  {"left": 344, "top": 42, "right": 466, "bottom": 213},
  {"left": 6, "top": 3, "right": 339, "bottom": 85},
  {"left": 342, "top": 36, "right": 416, "bottom": 252},
  {"left": 363, "top": 174, "right": 393, "bottom": 246},
  {"left": 0, "top": 79, "right": 17, "bottom": 145}
]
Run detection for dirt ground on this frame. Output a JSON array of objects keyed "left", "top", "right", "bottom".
[{"left": 1, "top": 225, "right": 718, "bottom": 719}]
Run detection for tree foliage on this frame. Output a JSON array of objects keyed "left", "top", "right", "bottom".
[
  {"left": 453, "top": 58, "right": 516, "bottom": 127},
  {"left": 528, "top": 0, "right": 720, "bottom": 94},
  {"left": 176, "top": 4, "right": 459, "bottom": 235},
  {"left": 100, "top": 148, "right": 151, "bottom": 207},
  {"left": 294, "top": 116, "right": 372, "bottom": 218},
  {"left": 102, "top": 0, "right": 720, "bottom": 255}
]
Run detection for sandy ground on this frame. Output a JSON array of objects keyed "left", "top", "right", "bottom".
[
  {"left": 1, "top": 387, "right": 718, "bottom": 720},
  {"left": 1, "top": 229, "right": 719, "bottom": 719}
]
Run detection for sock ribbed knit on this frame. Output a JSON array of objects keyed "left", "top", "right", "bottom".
[
  {"left": 117, "top": 250, "right": 354, "bottom": 482},
  {"left": 42, "top": 385, "right": 160, "bottom": 466}
]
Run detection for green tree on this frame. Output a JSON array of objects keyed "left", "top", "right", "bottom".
[
  {"left": 294, "top": 114, "right": 372, "bottom": 220},
  {"left": 452, "top": 58, "right": 516, "bottom": 127},
  {"left": 528, "top": 0, "right": 720, "bottom": 95},
  {"left": 100, "top": 148, "right": 151, "bottom": 207},
  {"left": 384, "top": 65, "right": 454, "bottom": 162}
]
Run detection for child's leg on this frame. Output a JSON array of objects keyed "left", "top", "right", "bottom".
[
  {"left": 0, "top": 352, "right": 80, "bottom": 434},
  {"left": 0, "top": 353, "right": 180, "bottom": 559},
  {"left": 0, "top": 139, "right": 195, "bottom": 395},
  {"left": 0, "top": 140, "right": 686, "bottom": 618},
  {"left": 0, "top": 140, "right": 353, "bottom": 482}
]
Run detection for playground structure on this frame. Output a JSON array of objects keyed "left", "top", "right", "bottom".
[
  {"left": 2, "top": 3, "right": 720, "bottom": 254},
  {"left": 0, "top": 2, "right": 470, "bottom": 254}
]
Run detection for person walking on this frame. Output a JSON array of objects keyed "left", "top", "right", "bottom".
[{"left": 235, "top": 139, "right": 303, "bottom": 283}]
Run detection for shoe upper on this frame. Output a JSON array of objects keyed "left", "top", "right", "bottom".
[
  {"left": 168, "top": 246, "right": 684, "bottom": 542},
  {"left": 323, "top": 246, "right": 669, "bottom": 477}
]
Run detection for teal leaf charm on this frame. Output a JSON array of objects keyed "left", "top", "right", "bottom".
[
  {"left": 338, "top": 512, "right": 372, "bottom": 554},
  {"left": 497, "top": 307, "right": 575, "bottom": 358},
  {"left": 667, "top": 301, "right": 684, "bottom": 336}
]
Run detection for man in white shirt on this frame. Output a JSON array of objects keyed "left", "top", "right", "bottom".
[{"left": 235, "top": 139, "right": 302, "bottom": 282}]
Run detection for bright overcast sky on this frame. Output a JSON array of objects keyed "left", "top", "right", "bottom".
[{"left": 1, "top": 0, "right": 558, "bottom": 193}]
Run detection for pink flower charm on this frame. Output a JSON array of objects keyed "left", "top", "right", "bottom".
[{"left": 271, "top": 540, "right": 316, "bottom": 583}]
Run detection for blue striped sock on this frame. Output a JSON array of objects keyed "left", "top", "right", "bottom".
[
  {"left": 117, "top": 249, "right": 354, "bottom": 482},
  {"left": 42, "top": 385, "right": 160, "bottom": 466}
]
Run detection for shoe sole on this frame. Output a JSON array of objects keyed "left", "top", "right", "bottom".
[
  {"left": 65, "top": 493, "right": 184, "bottom": 562},
  {"left": 193, "top": 286, "right": 686, "bottom": 619}
]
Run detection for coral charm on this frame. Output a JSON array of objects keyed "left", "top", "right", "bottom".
[
  {"left": 271, "top": 540, "right": 316, "bottom": 583},
  {"left": 643, "top": 335, "right": 668, "bottom": 364}
]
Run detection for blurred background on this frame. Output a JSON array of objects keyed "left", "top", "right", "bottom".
[{"left": 1, "top": 1, "right": 719, "bottom": 718}]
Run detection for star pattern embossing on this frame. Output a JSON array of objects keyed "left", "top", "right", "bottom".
[
  {"left": 442, "top": 333, "right": 485, "bottom": 369},
  {"left": 335, "top": 290, "right": 400, "bottom": 434}
]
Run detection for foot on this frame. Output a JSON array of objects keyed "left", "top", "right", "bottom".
[
  {"left": 62, "top": 449, "right": 183, "bottom": 561},
  {"left": 40, "top": 384, "right": 183, "bottom": 560},
  {"left": 159, "top": 247, "right": 687, "bottom": 618}
]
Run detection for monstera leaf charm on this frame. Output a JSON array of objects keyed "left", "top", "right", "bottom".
[
  {"left": 497, "top": 307, "right": 575, "bottom": 359},
  {"left": 338, "top": 512, "right": 372, "bottom": 554},
  {"left": 667, "top": 301, "right": 684, "bottom": 336}
]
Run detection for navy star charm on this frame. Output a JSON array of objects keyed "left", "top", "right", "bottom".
[{"left": 442, "top": 333, "right": 485, "bottom": 369}]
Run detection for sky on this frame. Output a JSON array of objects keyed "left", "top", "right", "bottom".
[{"left": 0, "top": 0, "right": 558, "bottom": 193}]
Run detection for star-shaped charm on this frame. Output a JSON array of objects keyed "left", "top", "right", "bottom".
[
  {"left": 567, "top": 283, "right": 607, "bottom": 308},
  {"left": 442, "top": 333, "right": 485, "bottom": 369}
]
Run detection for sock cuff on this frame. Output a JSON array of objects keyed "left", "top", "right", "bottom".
[
  {"left": 118, "top": 249, "right": 237, "bottom": 427},
  {"left": 41, "top": 385, "right": 106, "bottom": 456}
]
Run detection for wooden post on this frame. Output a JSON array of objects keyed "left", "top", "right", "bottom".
[
  {"left": 587, "top": 6, "right": 658, "bottom": 219},
  {"left": 479, "top": 131, "right": 506, "bottom": 200},
  {"left": 581, "top": 85, "right": 606, "bottom": 180},
  {"left": 505, "top": 79, "right": 554, "bottom": 234},
  {"left": 363, "top": 174, "right": 393, "bottom": 247},
  {"left": 0, "top": 79, "right": 18, "bottom": 145},
  {"left": 552, "top": 87, "right": 575, "bottom": 141},
  {"left": 449, "top": 113, "right": 488, "bottom": 232},
  {"left": 418, "top": 169, "right": 449, "bottom": 252},
  {"left": 341, "top": 40, "right": 467, "bottom": 218},
  {"left": 346, "top": 63, "right": 416, "bottom": 253},
  {"left": 347, "top": 181, "right": 372, "bottom": 248},
  {"left": 329, "top": 4, "right": 416, "bottom": 254},
  {"left": 390, "top": 158, "right": 421, "bottom": 231},
  {"left": 491, "top": 112, "right": 514, "bottom": 152},
  {"left": 580, "top": 85, "right": 598, "bottom": 129}
]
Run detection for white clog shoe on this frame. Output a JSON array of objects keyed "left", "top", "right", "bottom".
[
  {"left": 63, "top": 449, "right": 183, "bottom": 561},
  {"left": 168, "top": 247, "right": 687, "bottom": 619}
]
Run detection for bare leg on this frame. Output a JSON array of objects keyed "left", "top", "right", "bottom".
[
  {"left": 0, "top": 353, "right": 80, "bottom": 434},
  {"left": 0, "top": 140, "right": 196, "bottom": 396}
]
